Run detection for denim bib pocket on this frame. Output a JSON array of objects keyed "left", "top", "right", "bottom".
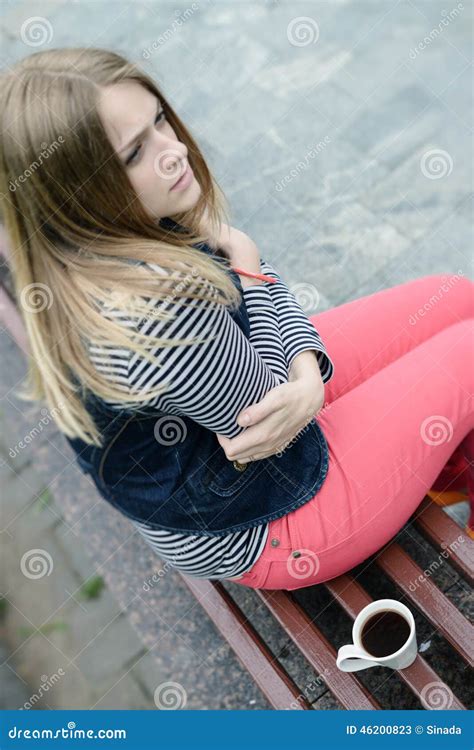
[{"left": 196, "top": 447, "right": 265, "bottom": 497}]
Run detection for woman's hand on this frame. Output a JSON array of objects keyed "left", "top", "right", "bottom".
[{"left": 216, "top": 352, "right": 325, "bottom": 462}]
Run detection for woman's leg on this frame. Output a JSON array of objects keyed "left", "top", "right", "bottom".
[
  {"left": 236, "top": 318, "right": 473, "bottom": 590},
  {"left": 310, "top": 272, "right": 473, "bottom": 401},
  {"left": 314, "top": 318, "right": 473, "bottom": 556},
  {"left": 311, "top": 273, "right": 474, "bottom": 490}
]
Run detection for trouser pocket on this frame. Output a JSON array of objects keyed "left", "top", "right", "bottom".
[
  {"left": 285, "top": 509, "right": 322, "bottom": 587},
  {"left": 286, "top": 510, "right": 303, "bottom": 551}
]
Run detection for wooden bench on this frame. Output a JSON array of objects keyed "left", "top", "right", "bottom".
[{"left": 1, "top": 248, "right": 472, "bottom": 710}]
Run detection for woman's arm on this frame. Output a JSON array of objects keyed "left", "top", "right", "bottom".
[
  {"left": 241, "top": 284, "right": 288, "bottom": 385},
  {"left": 288, "top": 348, "right": 323, "bottom": 383},
  {"left": 201, "top": 217, "right": 334, "bottom": 384},
  {"left": 218, "top": 363, "right": 325, "bottom": 461},
  {"left": 93, "top": 272, "right": 287, "bottom": 439},
  {"left": 259, "top": 258, "right": 334, "bottom": 384}
]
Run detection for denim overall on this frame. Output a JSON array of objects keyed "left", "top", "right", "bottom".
[{"left": 64, "top": 218, "right": 330, "bottom": 537}]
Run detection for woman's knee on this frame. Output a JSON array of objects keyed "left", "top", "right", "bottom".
[{"left": 425, "top": 273, "right": 473, "bottom": 319}]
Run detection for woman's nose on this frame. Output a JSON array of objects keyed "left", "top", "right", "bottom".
[
  {"left": 153, "top": 141, "right": 187, "bottom": 180},
  {"left": 152, "top": 128, "right": 185, "bottom": 156}
]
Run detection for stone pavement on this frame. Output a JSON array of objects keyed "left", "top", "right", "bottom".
[
  {"left": 1, "top": 0, "right": 472, "bottom": 709},
  {"left": 0, "top": 378, "right": 160, "bottom": 710}
]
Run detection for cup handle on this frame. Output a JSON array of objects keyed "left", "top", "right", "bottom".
[{"left": 336, "top": 644, "right": 379, "bottom": 672}]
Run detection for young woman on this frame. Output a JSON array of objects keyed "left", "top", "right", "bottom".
[{"left": 1, "top": 48, "right": 472, "bottom": 591}]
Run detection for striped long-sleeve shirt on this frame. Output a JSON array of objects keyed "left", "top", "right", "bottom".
[{"left": 87, "top": 257, "right": 334, "bottom": 580}]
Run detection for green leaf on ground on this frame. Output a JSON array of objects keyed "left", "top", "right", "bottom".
[
  {"left": 31, "top": 488, "right": 54, "bottom": 513},
  {"left": 78, "top": 575, "right": 105, "bottom": 600}
]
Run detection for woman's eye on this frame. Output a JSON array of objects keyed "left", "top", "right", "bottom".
[
  {"left": 126, "top": 110, "right": 167, "bottom": 166},
  {"left": 155, "top": 110, "right": 166, "bottom": 126},
  {"left": 126, "top": 145, "right": 141, "bottom": 166}
]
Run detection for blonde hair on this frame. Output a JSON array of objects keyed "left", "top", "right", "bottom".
[{"left": 0, "top": 47, "right": 242, "bottom": 447}]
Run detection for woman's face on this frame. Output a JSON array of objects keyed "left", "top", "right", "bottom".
[{"left": 98, "top": 80, "right": 201, "bottom": 221}]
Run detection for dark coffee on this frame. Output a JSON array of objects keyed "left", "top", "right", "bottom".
[{"left": 360, "top": 609, "right": 411, "bottom": 658}]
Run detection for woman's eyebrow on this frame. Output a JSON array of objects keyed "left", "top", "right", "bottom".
[{"left": 118, "top": 98, "right": 162, "bottom": 154}]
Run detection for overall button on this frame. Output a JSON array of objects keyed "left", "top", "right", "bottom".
[
  {"left": 271, "top": 538, "right": 280, "bottom": 547},
  {"left": 292, "top": 551, "right": 301, "bottom": 558},
  {"left": 232, "top": 460, "right": 248, "bottom": 471}
]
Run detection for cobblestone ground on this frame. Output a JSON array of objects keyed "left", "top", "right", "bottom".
[
  {"left": 0, "top": 434, "right": 161, "bottom": 709},
  {"left": 0, "top": 0, "right": 472, "bottom": 709}
]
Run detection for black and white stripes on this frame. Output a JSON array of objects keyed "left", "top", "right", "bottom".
[
  {"left": 86, "top": 256, "right": 334, "bottom": 579},
  {"left": 134, "top": 521, "right": 269, "bottom": 580}
]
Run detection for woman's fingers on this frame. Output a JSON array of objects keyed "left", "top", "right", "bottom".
[
  {"left": 231, "top": 433, "right": 295, "bottom": 462},
  {"left": 232, "top": 418, "right": 312, "bottom": 462},
  {"left": 218, "top": 382, "right": 304, "bottom": 460},
  {"left": 236, "top": 385, "right": 285, "bottom": 427},
  {"left": 216, "top": 429, "right": 277, "bottom": 460},
  {"left": 226, "top": 427, "right": 280, "bottom": 459},
  {"left": 238, "top": 441, "right": 291, "bottom": 463},
  {"left": 219, "top": 424, "right": 286, "bottom": 461}
]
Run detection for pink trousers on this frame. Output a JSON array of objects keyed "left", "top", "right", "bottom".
[{"left": 232, "top": 273, "right": 474, "bottom": 591}]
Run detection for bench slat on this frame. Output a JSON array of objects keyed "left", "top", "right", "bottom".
[
  {"left": 414, "top": 497, "right": 474, "bottom": 585},
  {"left": 183, "top": 577, "right": 312, "bottom": 709},
  {"left": 376, "top": 544, "right": 474, "bottom": 666},
  {"left": 257, "top": 590, "right": 380, "bottom": 710}
]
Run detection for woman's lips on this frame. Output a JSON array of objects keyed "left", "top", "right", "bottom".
[{"left": 170, "top": 162, "right": 193, "bottom": 191}]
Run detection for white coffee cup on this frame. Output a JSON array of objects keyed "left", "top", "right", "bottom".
[{"left": 336, "top": 599, "right": 417, "bottom": 672}]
